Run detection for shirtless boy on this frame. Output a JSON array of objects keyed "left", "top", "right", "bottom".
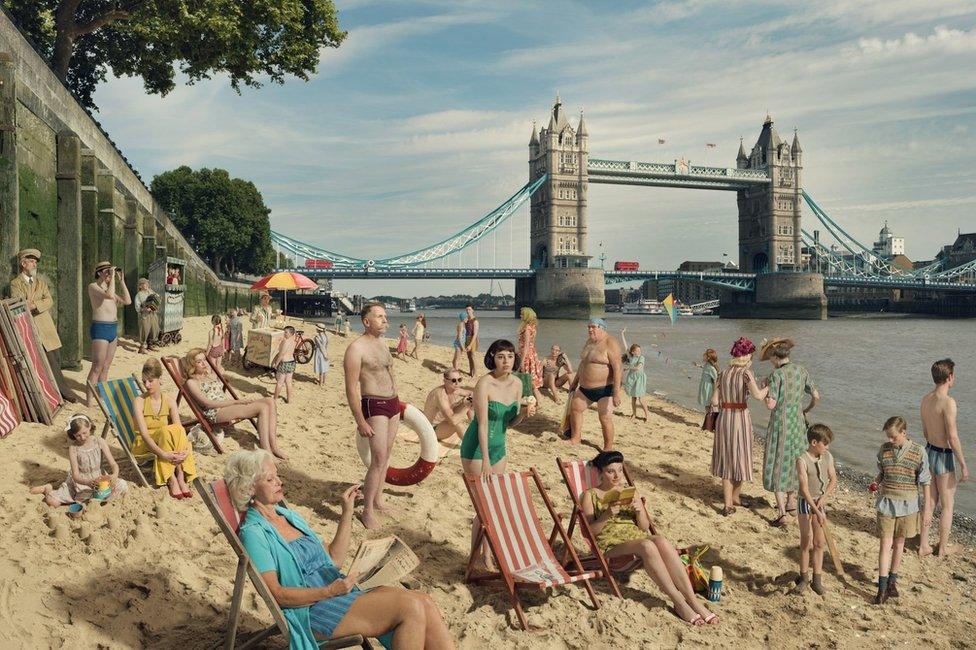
[
  {"left": 272, "top": 326, "right": 297, "bottom": 403},
  {"left": 568, "top": 317, "right": 623, "bottom": 450},
  {"left": 423, "top": 370, "right": 473, "bottom": 442},
  {"left": 919, "top": 358, "right": 969, "bottom": 557},
  {"left": 85, "top": 262, "right": 131, "bottom": 406},
  {"left": 344, "top": 302, "right": 399, "bottom": 529}
]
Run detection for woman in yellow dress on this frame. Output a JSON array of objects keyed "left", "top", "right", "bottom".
[
  {"left": 132, "top": 358, "right": 197, "bottom": 499},
  {"left": 581, "top": 450, "right": 718, "bottom": 626}
]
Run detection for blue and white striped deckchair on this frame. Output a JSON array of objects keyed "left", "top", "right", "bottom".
[{"left": 89, "top": 375, "right": 152, "bottom": 488}]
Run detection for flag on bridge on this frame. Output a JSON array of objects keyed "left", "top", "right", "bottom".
[
  {"left": 658, "top": 138, "right": 666, "bottom": 145},
  {"left": 663, "top": 293, "right": 678, "bottom": 326},
  {"left": 705, "top": 143, "right": 717, "bottom": 149}
]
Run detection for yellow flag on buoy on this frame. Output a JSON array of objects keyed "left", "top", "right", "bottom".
[{"left": 663, "top": 293, "right": 678, "bottom": 326}]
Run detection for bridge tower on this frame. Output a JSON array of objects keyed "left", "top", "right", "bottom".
[
  {"left": 517, "top": 94, "right": 604, "bottom": 318},
  {"left": 737, "top": 115, "right": 803, "bottom": 273}
]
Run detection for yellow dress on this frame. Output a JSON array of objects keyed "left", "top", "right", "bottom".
[
  {"left": 132, "top": 393, "right": 197, "bottom": 486},
  {"left": 586, "top": 488, "right": 647, "bottom": 554}
]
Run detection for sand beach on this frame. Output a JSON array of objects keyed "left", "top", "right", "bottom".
[{"left": 2, "top": 315, "right": 974, "bottom": 649}]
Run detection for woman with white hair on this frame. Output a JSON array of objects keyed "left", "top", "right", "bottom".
[{"left": 226, "top": 450, "right": 455, "bottom": 650}]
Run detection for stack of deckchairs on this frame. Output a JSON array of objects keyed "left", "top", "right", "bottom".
[
  {"left": 0, "top": 298, "right": 62, "bottom": 426},
  {"left": 195, "top": 477, "right": 372, "bottom": 649},
  {"left": 90, "top": 375, "right": 153, "bottom": 488}
]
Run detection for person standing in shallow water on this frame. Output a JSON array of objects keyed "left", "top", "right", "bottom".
[{"left": 761, "top": 337, "right": 820, "bottom": 528}]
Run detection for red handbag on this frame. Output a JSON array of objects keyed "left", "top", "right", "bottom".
[{"left": 701, "top": 409, "right": 717, "bottom": 432}]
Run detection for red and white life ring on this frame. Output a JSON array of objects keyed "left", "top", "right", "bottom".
[{"left": 356, "top": 402, "right": 438, "bottom": 486}]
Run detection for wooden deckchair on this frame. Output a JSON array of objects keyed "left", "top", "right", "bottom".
[
  {"left": 161, "top": 356, "right": 226, "bottom": 454},
  {"left": 194, "top": 478, "right": 371, "bottom": 649},
  {"left": 89, "top": 374, "right": 152, "bottom": 488},
  {"left": 0, "top": 299, "right": 62, "bottom": 424},
  {"left": 463, "top": 469, "right": 602, "bottom": 630},
  {"left": 554, "top": 457, "right": 657, "bottom": 598}
]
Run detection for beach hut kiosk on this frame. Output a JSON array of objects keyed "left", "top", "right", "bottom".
[{"left": 148, "top": 256, "right": 186, "bottom": 345}]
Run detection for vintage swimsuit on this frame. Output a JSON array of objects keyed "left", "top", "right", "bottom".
[{"left": 90, "top": 320, "right": 118, "bottom": 343}]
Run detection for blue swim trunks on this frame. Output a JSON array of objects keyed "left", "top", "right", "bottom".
[
  {"left": 90, "top": 320, "right": 118, "bottom": 343},
  {"left": 926, "top": 442, "right": 955, "bottom": 476}
]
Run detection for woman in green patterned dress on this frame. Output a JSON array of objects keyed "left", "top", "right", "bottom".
[{"left": 761, "top": 338, "right": 820, "bottom": 528}]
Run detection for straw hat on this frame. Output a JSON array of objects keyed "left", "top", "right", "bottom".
[
  {"left": 94, "top": 261, "right": 113, "bottom": 277},
  {"left": 759, "top": 337, "right": 795, "bottom": 361}
]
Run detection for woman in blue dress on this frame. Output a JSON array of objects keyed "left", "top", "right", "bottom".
[{"left": 229, "top": 450, "right": 454, "bottom": 649}]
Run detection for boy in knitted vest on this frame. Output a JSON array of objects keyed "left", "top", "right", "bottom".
[{"left": 873, "top": 416, "right": 931, "bottom": 604}]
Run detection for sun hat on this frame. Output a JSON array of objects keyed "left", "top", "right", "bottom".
[
  {"left": 760, "top": 337, "right": 795, "bottom": 361},
  {"left": 730, "top": 337, "right": 756, "bottom": 358}
]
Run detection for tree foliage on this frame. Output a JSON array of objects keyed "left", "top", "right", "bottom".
[
  {"left": 151, "top": 166, "right": 275, "bottom": 276},
  {"left": 1, "top": 0, "right": 345, "bottom": 110}
]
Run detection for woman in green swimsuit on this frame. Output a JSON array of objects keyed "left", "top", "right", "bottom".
[
  {"left": 460, "top": 339, "right": 536, "bottom": 566},
  {"left": 581, "top": 450, "right": 719, "bottom": 626}
]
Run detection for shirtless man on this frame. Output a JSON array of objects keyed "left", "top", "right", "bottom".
[
  {"left": 464, "top": 305, "right": 480, "bottom": 377},
  {"left": 344, "top": 302, "right": 399, "bottom": 530},
  {"left": 919, "top": 358, "right": 969, "bottom": 557},
  {"left": 85, "top": 262, "right": 131, "bottom": 406},
  {"left": 423, "top": 369, "right": 473, "bottom": 443},
  {"left": 568, "top": 317, "right": 623, "bottom": 450}
]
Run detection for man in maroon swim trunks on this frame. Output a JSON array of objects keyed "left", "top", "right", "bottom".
[{"left": 344, "top": 301, "right": 399, "bottom": 529}]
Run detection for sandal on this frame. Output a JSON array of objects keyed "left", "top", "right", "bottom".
[
  {"left": 721, "top": 506, "right": 736, "bottom": 517},
  {"left": 683, "top": 614, "right": 705, "bottom": 627},
  {"left": 702, "top": 613, "right": 719, "bottom": 625}
]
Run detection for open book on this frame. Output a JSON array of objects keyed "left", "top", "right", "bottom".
[
  {"left": 599, "top": 486, "right": 636, "bottom": 508},
  {"left": 347, "top": 536, "right": 419, "bottom": 591}
]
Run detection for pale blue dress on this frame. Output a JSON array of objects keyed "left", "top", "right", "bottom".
[
  {"left": 623, "top": 354, "right": 647, "bottom": 397},
  {"left": 313, "top": 332, "right": 330, "bottom": 374}
]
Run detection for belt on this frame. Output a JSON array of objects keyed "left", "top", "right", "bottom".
[
  {"left": 926, "top": 442, "right": 952, "bottom": 454},
  {"left": 721, "top": 402, "right": 748, "bottom": 410}
]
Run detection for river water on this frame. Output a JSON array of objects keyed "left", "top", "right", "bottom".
[{"left": 399, "top": 309, "right": 976, "bottom": 513}]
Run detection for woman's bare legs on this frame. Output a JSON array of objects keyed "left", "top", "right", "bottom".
[
  {"left": 329, "top": 586, "right": 454, "bottom": 650},
  {"left": 606, "top": 538, "right": 708, "bottom": 624},
  {"left": 649, "top": 536, "right": 716, "bottom": 622},
  {"left": 216, "top": 398, "right": 283, "bottom": 459},
  {"left": 452, "top": 347, "right": 463, "bottom": 370}
]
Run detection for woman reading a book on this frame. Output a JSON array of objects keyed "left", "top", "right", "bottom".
[
  {"left": 228, "top": 449, "right": 455, "bottom": 650},
  {"left": 581, "top": 450, "right": 719, "bottom": 626}
]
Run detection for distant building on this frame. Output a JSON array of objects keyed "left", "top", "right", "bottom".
[
  {"left": 638, "top": 260, "right": 735, "bottom": 303},
  {"left": 943, "top": 232, "right": 976, "bottom": 269},
  {"left": 872, "top": 222, "right": 905, "bottom": 258}
]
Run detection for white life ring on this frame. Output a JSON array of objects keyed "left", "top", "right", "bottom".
[{"left": 356, "top": 402, "right": 439, "bottom": 486}]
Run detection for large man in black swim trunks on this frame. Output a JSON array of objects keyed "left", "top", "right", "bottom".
[{"left": 568, "top": 317, "right": 622, "bottom": 450}]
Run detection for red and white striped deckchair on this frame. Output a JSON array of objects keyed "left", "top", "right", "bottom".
[
  {"left": 555, "top": 458, "right": 657, "bottom": 598},
  {"left": 463, "top": 469, "right": 601, "bottom": 630}
]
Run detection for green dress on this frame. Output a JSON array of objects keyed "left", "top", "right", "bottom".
[
  {"left": 586, "top": 489, "right": 646, "bottom": 554},
  {"left": 623, "top": 354, "right": 647, "bottom": 397},
  {"left": 459, "top": 400, "right": 518, "bottom": 466},
  {"left": 762, "top": 362, "right": 816, "bottom": 492}
]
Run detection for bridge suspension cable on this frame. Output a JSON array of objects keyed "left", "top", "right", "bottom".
[
  {"left": 800, "top": 190, "right": 901, "bottom": 276},
  {"left": 271, "top": 174, "right": 546, "bottom": 269}
]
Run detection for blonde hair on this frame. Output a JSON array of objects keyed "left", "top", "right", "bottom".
[
  {"left": 729, "top": 353, "right": 752, "bottom": 367},
  {"left": 142, "top": 357, "right": 163, "bottom": 384},
  {"left": 224, "top": 449, "right": 275, "bottom": 511},
  {"left": 520, "top": 306, "right": 537, "bottom": 324},
  {"left": 883, "top": 416, "right": 907, "bottom": 435},
  {"left": 183, "top": 347, "right": 208, "bottom": 380}
]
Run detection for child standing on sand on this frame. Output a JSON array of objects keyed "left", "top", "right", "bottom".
[
  {"left": 31, "top": 414, "right": 127, "bottom": 505},
  {"left": 873, "top": 415, "right": 931, "bottom": 604},
  {"left": 395, "top": 323, "right": 409, "bottom": 360},
  {"left": 272, "top": 326, "right": 297, "bottom": 403},
  {"left": 791, "top": 423, "right": 837, "bottom": 595},
  {"left": 207, "top": 314, "right": 225, "bottom": 372},
  {"left": 228, "top": 308, "right": 244, "bottom": 366}
]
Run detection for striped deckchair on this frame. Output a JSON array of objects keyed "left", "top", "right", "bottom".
[
  {"left": 161, "top": 356, "right": 225, "bottom": 454},
  {"left": 463, "top": 469, "right": 601, "bottom": 630},
  {"left": 194, "top": 478, "right": 371, "bottom": 650},
  {"left": 90, "top": 375, "right": 152, "bottom": 488},
  {"left": 555, "top": 458, "right": 657, "bottom": 598}
]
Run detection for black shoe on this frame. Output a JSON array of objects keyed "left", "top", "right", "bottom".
[
  {"left": 886, "top": 581, "right": 899, "bottom": 598},
  {"left": 874, "top": 590, "right": 888, "bottom": 605}
]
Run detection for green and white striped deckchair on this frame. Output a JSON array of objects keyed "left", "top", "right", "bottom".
[{"left": 90, "top": 375, "right": 152, "bottom": 488}]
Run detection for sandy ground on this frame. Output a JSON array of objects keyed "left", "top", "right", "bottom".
[{"left": 1, "top": 315, "right": 975, "bottom": 649}]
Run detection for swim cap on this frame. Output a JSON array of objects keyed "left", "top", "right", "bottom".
[
  {"left": 458, "top": 312, "right": 467, "bottom": 321},
  {"left": 588, "top": 317, "right": 607, "bottom": 329}
]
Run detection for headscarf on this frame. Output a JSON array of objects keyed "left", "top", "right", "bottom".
[
  {"left": 457, "top": 312, "right": 467, "bottom": 321},
  {"left": 588, "top": 317, "right": 607, "bottom": 330}
]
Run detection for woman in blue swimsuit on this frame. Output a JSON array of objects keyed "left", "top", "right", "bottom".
[
  {"left": 460, "top": 339, "right": 536, "bottom": 568},
  {"left": 229, "top": 450, "right": 455, "bottom": 649}
]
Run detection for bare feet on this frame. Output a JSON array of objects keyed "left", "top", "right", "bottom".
[
  {"left": 937, "top": 542, "right": 962, "bottom": 557},
  {"left": 359, "top": 511, "right": 382, "bottom": 530},
  {"left": 272, "top": 448, "right": 288, "bottom": 461},
  {"left": 374, "top": 500, "right": 396, "bottom": 515},
  {"left": 919, "top": 543, "right": 934, "bottom": 558}
]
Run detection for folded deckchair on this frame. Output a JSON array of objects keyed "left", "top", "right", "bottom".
[
  {"left": 195, "top": 478, "right": 371, "bottom": 649},
  {"left": 90, "top": 375, "right": 152, "bottom": 488},
  {"left": 555, "top": 457, "right": 658, "bottom": 598},
  {"left": 161, "top": 356, "right": 226, "bottom": 454},
  {"left": 463, "top": 469, "right": 601, "bottom": 630}
]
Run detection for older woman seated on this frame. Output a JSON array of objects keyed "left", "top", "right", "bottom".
[
  {"left": 581, "top": 450, "right": 719, "bottom": 626},
  {"left": 181, "top": 348, "right": 285, "bottom": 459},
  {"left": 227, "top": 450, "right": 455, "bottom": 649}
]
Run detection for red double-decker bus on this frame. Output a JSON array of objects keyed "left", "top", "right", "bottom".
[
  {"left": 614, "top": 261, "right": 639, "bottom": 271},
  {"left": 304, "top": 259, "right": 334, "bottom": 269}
]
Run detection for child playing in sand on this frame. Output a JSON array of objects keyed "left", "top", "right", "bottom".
[
  {"left": 207, "top": 314, "right": 225, "bottom": 372},
  {"left": 873, "top": 415, "right": 931, "bottom": 604},
  {"left": 228, "top": 308, "right": 244, "bottom": 366},
  {"left": 791, "top": 423, "right": 837, "bottom": 595},
  {"left": 272, "top": 325, "right": 297, "bottom": 403},
  {"left": 395, "top": 323, "right": 409, "bottom": 360},
  {"left": 31, "top": 414, "right": 127, "bottom": 506}
]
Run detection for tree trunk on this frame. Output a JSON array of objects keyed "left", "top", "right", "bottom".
[{"left": 52, "top": 0, "right": 81, "bottom": 82}]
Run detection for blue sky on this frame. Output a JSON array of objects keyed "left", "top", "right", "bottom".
[{"left": 93, "top": 0, "right": 976, "bottom": 297}]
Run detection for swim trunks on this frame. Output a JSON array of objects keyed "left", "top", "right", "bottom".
[
  {"left": 797, "top": 497, "right": 827, "bottom": 516},
  {"left": 276, "top": 360, "right": 296, "bottom": 375},
  {"left": 90, "top": 320, "right": 118, "bottom": 343},
  {"left": 926, "top": 442, "right": 956, "bottom": 476},
  {"left": 579, "top": 383, "right": 614, "bottom": 403},
  {"left": 361, "top": 395, "right": 400, "bottom": 419}
]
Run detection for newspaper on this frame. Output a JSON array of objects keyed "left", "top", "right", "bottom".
[{"left": 347, "top": 536, "right": 419, "bottom": 591}]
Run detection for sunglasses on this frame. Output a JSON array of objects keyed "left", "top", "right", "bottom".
[{"left": 447, "top": 377, "right": 462, "bottom": 383}]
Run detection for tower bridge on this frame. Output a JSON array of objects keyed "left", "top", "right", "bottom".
[{"left": 271, "top": 95, "right": 976, "bottom": 320}]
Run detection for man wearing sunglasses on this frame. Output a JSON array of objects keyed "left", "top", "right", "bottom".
[{"left": 423, "top": 370, "right": 474, "bottom": 443}]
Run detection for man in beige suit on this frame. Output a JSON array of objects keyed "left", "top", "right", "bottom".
[{"left": 9, "top": 249, "right": 79, "bottom": 402}]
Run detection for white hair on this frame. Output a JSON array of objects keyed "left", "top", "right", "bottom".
[{"left": 224, "top": 449, "right": 275, "bottom": 511}]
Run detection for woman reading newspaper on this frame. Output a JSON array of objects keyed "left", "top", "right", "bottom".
[{"left": 226, "top": 450, "right": 455, "bottom": 649}]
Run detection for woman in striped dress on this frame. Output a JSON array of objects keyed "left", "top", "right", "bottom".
[{"left": 709, "top": 338, "right": 768, "bottom": 516}]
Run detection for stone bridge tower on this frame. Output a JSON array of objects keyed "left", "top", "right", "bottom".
[
  {"left": 517, "top": 94, "right": 604, "bottom": 318},
  {"left": 736, "top": 115, "right": 803, "bottom": 273}
]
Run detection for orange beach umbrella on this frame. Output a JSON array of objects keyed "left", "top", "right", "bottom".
[{"left": 251, "top": 272, "right": 318, "bottom": 314}]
